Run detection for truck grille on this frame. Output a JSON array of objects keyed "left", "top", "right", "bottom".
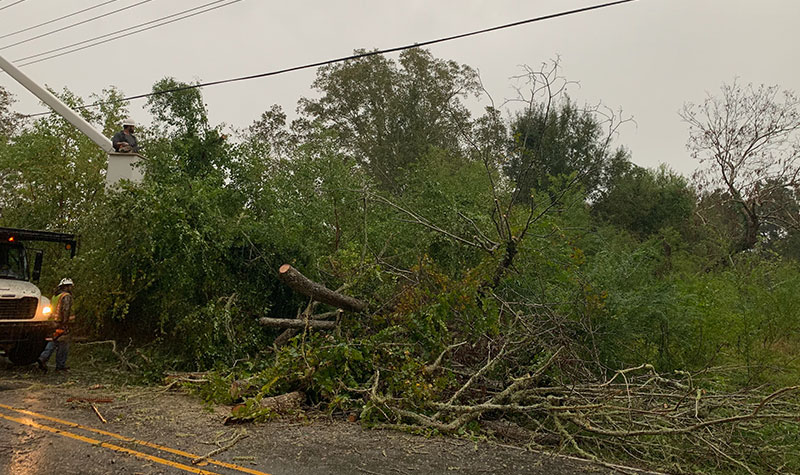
[{"left": 0, "top": 297, "right": 38, "bottom": 320}]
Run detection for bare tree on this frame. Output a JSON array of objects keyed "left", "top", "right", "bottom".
[{"left": 682, "top": 81, "right": 800, "bottom": 252}]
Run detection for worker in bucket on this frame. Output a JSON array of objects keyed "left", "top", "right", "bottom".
[
  {"left": 37, "top": 278, "right": 76, "bottom": 372},
  {"left": 111, "top": 118, "right": 139, "bottom": 153}
]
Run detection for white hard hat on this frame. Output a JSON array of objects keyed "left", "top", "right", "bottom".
[
  {"left": 122, "top": 118, "right": 137, "bottom": 128},
  {"left": 59, "top": 278, "right": 74, "bottom": 287}
]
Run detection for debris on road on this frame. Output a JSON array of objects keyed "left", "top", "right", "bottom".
[
  {"left": 91, "top": 404, "right": 107, "bottom": 424},
  {"left": 192, "top": 430, "right": 248, "bottom": 465}
]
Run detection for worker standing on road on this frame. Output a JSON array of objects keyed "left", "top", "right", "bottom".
[
  {"left": 111, "top": 118, "right": 139, "bottom": 153},
  {"left": 37, "top": 278, "right": 75, "bottom": 372}
]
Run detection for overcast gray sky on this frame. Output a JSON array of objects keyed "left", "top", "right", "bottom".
[{"left": 1, "top": 0, "right": 798, "bottom": 176}]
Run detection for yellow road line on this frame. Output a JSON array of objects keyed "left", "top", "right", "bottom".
[
  {"left": 0, "top": 412, "right": 222, "bottom": 475},
  {"left": 0, "top": 403, "right": 270, "bottom": 475}
]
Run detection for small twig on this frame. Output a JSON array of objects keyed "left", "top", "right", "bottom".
[
  {"left": 601, "top": 364, "right": 654, "bottom": 388},
  {"left": 567, "top": 412, "right": 799, "bottom": 437},
  {"left": 752, "top": 386, "right": 800, "bottom": 416},
  {"left": 91, "top": 404, "right": 107, "bottom": 424},
  {"left": 77, "top": 340, "right": 138, "bottom": 371},
  {"left": 696, "top": 434, "right": 756, "bottom": 475},
  {"left": 192, "top": 431, "right": 248, "bottom": 465},
  {"left": 356, "top": 467, "right": 385, "bottom": 475},
  {"left": 370, "top": 369, "right": 381, "bottom": 401},
  {"left": 434, "top": 345, "right": 507, "bottom": 420},
  {"left": 425, "top": 341, "right": 467, "bottom": 373}
]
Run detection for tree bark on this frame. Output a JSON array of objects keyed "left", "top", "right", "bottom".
[
  {"left": 733, "top": 199, "right": 760, "bottom": 252},
  {"left": 278, "top": 264, "right": 367, "bottom": 312},
  {"left": 742, "top": 210, "right": 760, "bottom": 252},
  {"left": 257, "top": 391, "right": 305, "bottom": 412}
]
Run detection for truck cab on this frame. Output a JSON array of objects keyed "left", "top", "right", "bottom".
[{"left": 0, "top": 227, "right": 76, "bottom": 365}]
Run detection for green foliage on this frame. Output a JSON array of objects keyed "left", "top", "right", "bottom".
[
  {"left": 147, "top": 78, "right": 208, "bottom": 135},
  {"left": 63, "top": 81, "right": 380, "bottom": 365},
  {"left": 0, "top": 88, "right": 113, "bottom": 230},
  {"left": 505, "top": 98, "right": 628, "bottom": 203},
  {"left": 678, "top": 255, "right": 800, "bottom": 384},
  {"left": 3, "top": 53, "right": 800, "bottom": 475},
  {"left": 298, "top": 48, "right": 480, "bottom": 192},
  {"left": 578, "top": 228, "right": 800, "bottom": 384},
  {"left": 581, "top": 230, "right": 691, "bottom": 369},
  {"left": 93, "top": 87, "right": 129, "bottom": 137},
  {"left": 0, "top": 85, "right": 20, "bottom": 140},
  {"left": 145, "top": 77, "right": 229, "bottom": 179},
  {"left": 593, "top": 164, "right": 696, "bottom": 237},
  {"left": 73, "top": 176, "right": 273, "bottom": 365}
]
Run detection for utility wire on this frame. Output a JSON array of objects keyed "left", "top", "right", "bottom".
[
  {"left": 0, "top": 0, "right": 27, "bottom": 12},
  {"left": 23, "top": 0, "right": 638, "bottom": 118},
  {"left": 0, "top": 0, "right": 123, "bottom": 41},
  {"left": 15, "top": 0, "right": 237, "bottom": 65},
  {"left": 0, "top": 0, "right": 156, "bottom": 51}
]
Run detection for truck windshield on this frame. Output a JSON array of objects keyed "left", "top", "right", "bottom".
[{"left": 0, "top": 244, "right": 27, "bottom": 281}]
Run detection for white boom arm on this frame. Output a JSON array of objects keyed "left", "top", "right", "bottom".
[{"left": 0, "top": 53, "right": 114, "bottom": 153}]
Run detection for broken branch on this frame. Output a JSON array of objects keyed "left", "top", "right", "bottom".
[
  {"left": 278, "top": 264, "right": 367, "bottom": 312},
  {"left": 192, "top": 431, "right": 248, "bottom": 465},
  {"left": 258, "top": 317, "right": 336, "bottom": 330}
]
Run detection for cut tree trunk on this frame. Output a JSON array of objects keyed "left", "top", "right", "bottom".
[
  {"left": 258, "top": 391, "right": 305, "bottom": 412},
  {"left": 228, "top": 391, "right": 306, "bottom": 423},
  {"left": 277, "top": 264, "right": 367, "bottom": 312}
]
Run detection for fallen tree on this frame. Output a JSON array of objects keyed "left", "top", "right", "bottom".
[
  {"left": 277, "top": 264, "right": 367, "bottom": 313},
  {"left": 370, "top": 361, "right": 800, "bottom": 474},
  {"left": 261, "top": 265, "right": 356, "bottom": 345}
]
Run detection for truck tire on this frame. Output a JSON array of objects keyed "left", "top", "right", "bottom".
[{"left": 8, "top": 338, "right": 47, "bottom": 366}]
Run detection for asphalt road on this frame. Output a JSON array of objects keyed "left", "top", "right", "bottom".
[{"left": 0, "top": 366, "right": 647, "bottom": 475}]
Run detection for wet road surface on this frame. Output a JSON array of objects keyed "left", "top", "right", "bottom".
[{"left": 0, "top": 369, "right": 651, "bottom": 475}]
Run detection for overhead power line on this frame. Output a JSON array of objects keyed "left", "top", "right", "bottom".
[
  {"left": 0, "top": 0, "right": 124, "bottom": 41},
  {"left": 0, "top": 0, "right": 156, "bottom": 51},
  {"left": 15, "top": 0, "right": 239, "bottom": 65},
  {"left": 23, "top": 0, "right": 638, "bottom": 118},
  {"left": 0, "top": 0, "right": 27, "bottom": 12}
]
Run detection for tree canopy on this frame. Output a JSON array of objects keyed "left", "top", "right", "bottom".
[
  {"left": 298, "top": 48, "right": 480, "bottom": 192},
  {"left": 1, "top": 51, "right": 799, "bottom": 474},
  {"left": 505, "top": 98, "right": 628, "bottom": 202}
]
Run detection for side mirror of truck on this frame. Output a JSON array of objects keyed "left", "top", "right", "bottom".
[{"left": 31, "top": 250, "right": 43, "bottom": 283}]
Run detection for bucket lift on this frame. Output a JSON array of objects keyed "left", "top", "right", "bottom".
[{"left": 0, "top": 53, "right": 143, "bottom": 186}]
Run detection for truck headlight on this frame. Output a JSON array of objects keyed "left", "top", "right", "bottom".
[{"left": 42, "top": 306, "right": 52, "bottom": 315}]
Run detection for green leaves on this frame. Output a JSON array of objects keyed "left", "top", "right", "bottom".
[
  {"left": 505, "top": 98, "right": 626, "bottom": 204},
  {"left": 593, "top": 164, "right": 696, "bottom": 237},
  {"left": 0, "top": 87, "right": 110, "bottom": 231},
  {"left": 299, "top": 48, "right": 480, "bottom": 192},
  {"left": 0, "top": 85, "right": 20, "bottom": 140},
  {"left": 144, "top": 77, "right": 229, "bottom": 179}
]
